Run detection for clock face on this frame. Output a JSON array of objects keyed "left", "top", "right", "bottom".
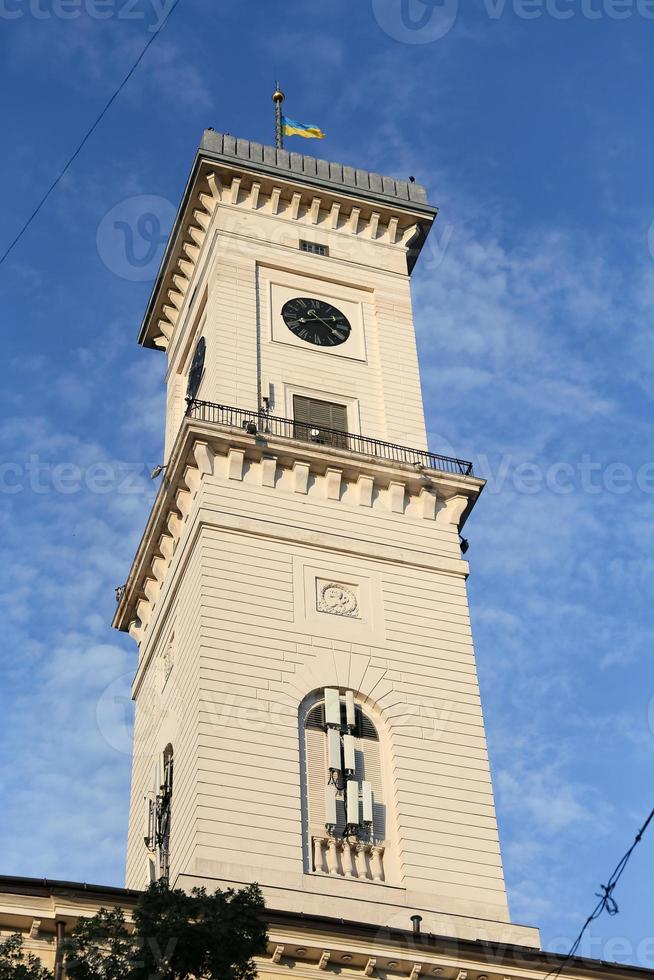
[
  {"left": 281, "top": 297, "right": 351, "bottom": 347},
  {"left": 186, "top": 336, "right": 206, "bottom": 401}
]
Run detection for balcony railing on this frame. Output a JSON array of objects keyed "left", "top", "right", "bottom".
[{"left": 186, "top": 399, "right": 474, "bottom": 477}]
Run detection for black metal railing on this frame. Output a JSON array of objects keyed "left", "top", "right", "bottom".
[{"left": 186, "top": 399, "right": 474, "bottom": 476}]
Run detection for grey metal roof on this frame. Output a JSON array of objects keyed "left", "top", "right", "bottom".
[{"left": 200, "top": 130, "right": 432, "bottom": 211}]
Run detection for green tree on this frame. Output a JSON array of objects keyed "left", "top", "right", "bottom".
[
  {"left": 65, "top": 881, "right": 267, "bottom": 980},
  {"left": 63, "top": 908, "right": 135, "bottom": 980},
  {"left": 0, "top": 934, "right": 53, "bottom": 980}
]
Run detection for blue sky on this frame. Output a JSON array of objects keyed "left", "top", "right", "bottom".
[{"left": 1, "top": 0, "right": 654, "bottom": 967}]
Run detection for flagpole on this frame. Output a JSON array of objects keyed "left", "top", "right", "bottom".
[{"left": 272, "top": 82, "right": 285, "bottom": 149}]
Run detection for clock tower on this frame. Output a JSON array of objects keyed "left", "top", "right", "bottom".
[{"left": 114, "top": 129, "right": 539, "bottom": 949}]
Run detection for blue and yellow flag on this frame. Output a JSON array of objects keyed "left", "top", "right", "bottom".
[{"left": 282, "top": 116, "right": 326, "bottom": 140}]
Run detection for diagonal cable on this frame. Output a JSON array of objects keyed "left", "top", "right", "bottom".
[
  {"left": 0, "top": 0, "right": 182, "bottom": 269},
  {"left": 545, "top": 804, "right": 654, "bottom": 980}
]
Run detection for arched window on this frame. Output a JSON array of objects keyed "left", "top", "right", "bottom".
[{"left": 301, "top": 690, "right": 387, "bottom": 881}]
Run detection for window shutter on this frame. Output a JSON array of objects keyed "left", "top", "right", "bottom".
[
  {"left": 306, "top": 703, "right": 325, "bottom": 729},
  {"left": 293, "top": 396, "right": 348, "bottom": 448},
  {"left": 330, "top": 403, "right": 347, "bottom": 431},
  {"left": 293, "top": 395, "right": 311, "bottom": 426},
  {"left": 355, "top": 723, "right": 386, "bottom": 841},
  {"left": 305, "top": 726, "right": 327, "bottom": 833},
  {"left": 362, "top": 781, "right": 373, "bottom": 823},
  {"left": 334, "top": 798, "right": 347, "bottom": 837}
]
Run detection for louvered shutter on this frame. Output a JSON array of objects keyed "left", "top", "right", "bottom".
[
  {"left": 293, "top": 395, "right": 311, "bottom": 427},
  {"left": 305, "top": 727, "right": 350, "bottom": 836},
  {"left": 293, "top": 396, "right": 348, "bottom": 448},
  {"left": 334, "top": 797, "right": 347, "bottom": 837},
  {"left": 355, "top": 720, "right": 386, "bottom": 841},
  {"left": 305, "top": 726, "right": 327, "bottom": 834}
]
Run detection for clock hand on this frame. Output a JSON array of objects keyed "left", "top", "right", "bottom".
[
  {"left": 308, "top": 312, "right": 338, "bottom": 323},
  {"left": 306, "top": 309, "right": 329, "bottom": 326},
  {"left": 307, "top": 310, "right": 342, "bottom": 333}
]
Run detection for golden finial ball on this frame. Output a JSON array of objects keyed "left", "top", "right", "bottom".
[{"left": 272, "top": 87, "right": 285, "bottom": 103}]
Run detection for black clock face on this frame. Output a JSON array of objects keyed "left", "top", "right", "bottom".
[
  {"left": 282, "top": 297, "right": 351, "bottom": 347},
  {"left": 186, "top": 336, "right": 206, "bottom": 401}
]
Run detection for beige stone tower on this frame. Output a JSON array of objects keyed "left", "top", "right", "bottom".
[{"left": 114, "top": 131, "right": 539, "bottom": 948}]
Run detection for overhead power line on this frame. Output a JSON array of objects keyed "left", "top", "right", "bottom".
[
  {"left": 545, "top": 803, "right": 654, "bottom": 980},
  {"left": 0, "top": 0, "right": 183, "bottom": 270}
]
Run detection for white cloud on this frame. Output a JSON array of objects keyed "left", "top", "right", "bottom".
[{"left": 0, "top": 329, "right": 164, "bottom": 881}]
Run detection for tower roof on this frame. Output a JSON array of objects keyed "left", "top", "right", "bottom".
[{"left": 199, "top": 130, "right": 433, "bottom": 211}]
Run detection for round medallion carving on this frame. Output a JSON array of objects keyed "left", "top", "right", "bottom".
[{"left": 317, "top": 582, "right": 359, "bottom": 618}]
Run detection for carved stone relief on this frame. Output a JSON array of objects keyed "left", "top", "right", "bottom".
[{"left": 316, "top": 581, "right": 360, "bottom": 619}]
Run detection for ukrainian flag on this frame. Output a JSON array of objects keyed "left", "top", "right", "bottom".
[{"left": 282, "top": 116, "right": 326, "bottom": 140}]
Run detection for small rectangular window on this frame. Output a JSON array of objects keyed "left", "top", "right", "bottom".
[
  {"left": 300, "top": 240, "right": 329, "bottom": 256},
  {"left": 293, "top": 395, "right": 348, "bottom": 449}
]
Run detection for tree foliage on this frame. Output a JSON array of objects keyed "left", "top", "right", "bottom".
[
  {"left": 64, "top": 881, "right": 267, "bottom": 980},
  {"left": 0, "top": 934, "right": 53, "bottom": 980},
  {"left": 63, "top": 908, "right": 135, "bottom": 980}
]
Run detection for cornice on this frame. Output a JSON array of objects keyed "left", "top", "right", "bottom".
[
  {"left": 112, "top": 416, "right": 484, "bottom": 643},
  {"left": 198, "top": 131, "right": 434, "bottom": 210},
  {"left": 0, "top": 878, "right": 649, "bottom": 980},
  {"left": 257, "top": 912, "right": 654, "bottom": 980}
]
